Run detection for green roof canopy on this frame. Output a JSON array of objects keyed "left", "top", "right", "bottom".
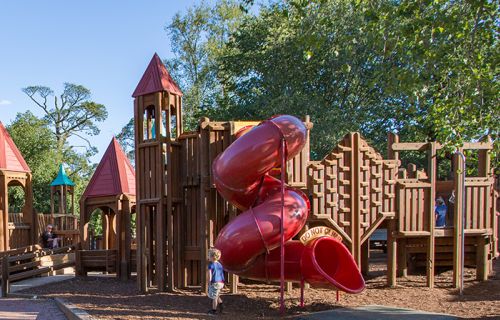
[{"left": 50, "top": 164, "right": 75, "bottom": 186}]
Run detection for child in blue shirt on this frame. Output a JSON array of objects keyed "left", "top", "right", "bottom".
[
  {"left": 435, "top": 197, "right": 447, "bottom": 228},
  {"left": 207, "top": 248, "right": 224, "bottom": 315}
]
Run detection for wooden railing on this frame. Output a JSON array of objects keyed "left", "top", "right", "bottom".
[{"left": 0, "top": 245, "right": 76, "bottom": 296}]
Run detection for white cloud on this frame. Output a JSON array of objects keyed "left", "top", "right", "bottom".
[{"left": 0, "top": 99, "right": 12, "bottom": 106}]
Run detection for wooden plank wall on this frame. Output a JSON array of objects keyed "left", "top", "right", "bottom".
[
  {"left": 7, "top": 213, "right": 31, "bottom": 249},
  {"left": 178, "top": 132, "right": 202, "bottom": 287},
  {"left": 463, "top": 177, "right": 494, "bottom": 232}
]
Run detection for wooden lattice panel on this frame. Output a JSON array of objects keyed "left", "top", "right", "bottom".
[{"left": 307, "top": 133, "right": 397, "bottom": 258}]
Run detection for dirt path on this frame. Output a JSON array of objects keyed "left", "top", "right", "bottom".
[{"left": 0, "top": 298, "right": 67, "bottom": 320}]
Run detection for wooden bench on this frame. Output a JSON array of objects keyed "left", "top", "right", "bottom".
[{"left": 76, "top": 249, "right": 117, "bottom": 276}]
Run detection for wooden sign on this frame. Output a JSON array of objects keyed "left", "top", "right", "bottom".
[{"left": 300, "top": 226, "right": 342, "bottom": 245}]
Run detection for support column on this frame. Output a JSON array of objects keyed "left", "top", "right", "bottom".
[
  {"left": 453, "top": 152, "right": 465, "bottom": 288},
  {"left": 476, "top": 236, "right": 489, "bottom": 281},
  {"left": 426, "top": 142, "right": 436, "bottom": 288},
  {"left": 0, "top": 175, "right": 8, "bottom": 251},
  {"left": 397, "top": 238, "right": 407, "bottom": 277},
  {"left": 361, "top": 241, "right": 369, "bottom": 275},
  {"left": 387, "top": 219, "right": 397, "bottom": 287}
]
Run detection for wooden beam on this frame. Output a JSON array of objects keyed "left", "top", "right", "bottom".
[
  {"left": 426, "top": 142, "right": 436, "bottom": 288},
  {"left": 391, "top": 142, "right": 430, "bottom": 151}
]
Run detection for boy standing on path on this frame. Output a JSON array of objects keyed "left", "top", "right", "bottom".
[{"left": 207, "top": 248, "right": 224, "bottom": 315}]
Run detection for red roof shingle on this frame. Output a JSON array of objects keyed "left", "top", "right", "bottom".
[
  {"left": 132, "top": 53, "right": 183, "bottom": 97},
  {"left": 83, "top": 138, "right": 135, "bottom": 197},
  {"left": 0, "top": 122, "right": 30, "bottom": 173}
]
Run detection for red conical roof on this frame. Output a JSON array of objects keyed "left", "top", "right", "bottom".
[
  {"left": 83, "top": 138, "right": 135, "bottom": 197},
  {"left": 0, "top": 122, "right": 30, "bottom": 173},
  {"left": 132, "top": 53, "right": 183, "bottom": 97}
]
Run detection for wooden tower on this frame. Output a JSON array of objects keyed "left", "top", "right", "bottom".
[
  {"left": 133, "top": 53, "right": 183, "bottom": 292},
  {"left": 50, "top": 164, "right": 77, "bottom": 238},
  {"left": 0, "top": 122, "right": 34, "bottom": 251},
  {"left": 79, "top": 137, "right": 136, "bottom": 279},
  {"left": 51, "top": 164, "right": 75, "bottom": 216}
]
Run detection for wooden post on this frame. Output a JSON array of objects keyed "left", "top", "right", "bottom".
[
  {"left": 478, "top": 136, "right": 494, "bottom": 275},
  {"left": 397, "top": 238, "right": 407, "bottom": 277},
  {"left": 351, "top": 133, "right": 361, "bottom": 268},
  {"left": 102, "top": 210, "right": 109, "bottom": 250},
  {"left": 2, "top": 175, "right": 9, "bottom": 251},
  {"left": 123, "top": 200, "right": 132, "bottom": 280},
  {"left": 453, "top": 151, "right": 464, "bottom": 288},
  {"left": 361, "top": 241, "right": 369, "bottom": 275},
  {"left": 165, "top": 94, "right": 175, "bottom": 292},
  {"left": 80, "top": 201, "right": 88, "bottom": 250},
  {"left": 199, "top": 118, "right": 209, "bottom": 293},
  {"left": 2, "top": 255, "right": 9, "bottom": 296},
  {"left": 387, "top": 133, "right": 399, "bottom": 287},
  {"left": 230, "top": 273, "right": 238, "bottom": 294},
  {"left": 387, "top": 219, "right": 397, "bottom": 287},
  {"left": 138, "top": 206, "right": 147, "bottom": 292},
  {"left": 134, "top": 97, "right": 146, "bottom": 292},
  {"left": 476, "top": 236, "right": 489, "bottom": 281},
  {"left": 426, "top": 142, "right": 436, "bottom": 288},
  {"left": 155, "top": 93, "right": 167, "bottom": 292},
  {"left": 25, "top": 175, "right": 35, "bottom": 246},
  {"left": 0, "top": 175, "right": 5, "bottom": 251},
  {"left": 75, "top": 249, "right": 82, "bottom": 276}
]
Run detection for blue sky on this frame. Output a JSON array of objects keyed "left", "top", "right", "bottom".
[{"left": 0, "top": 0, "right": 200, "bottom": 162}]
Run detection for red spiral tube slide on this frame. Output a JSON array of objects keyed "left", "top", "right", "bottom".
[{"left": 212, "top": 115, "right": 365, "bottom": 293}]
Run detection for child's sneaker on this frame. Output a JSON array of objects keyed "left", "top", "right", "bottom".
[{"left": 207, "top": 309, "right": 217, "bottom": 316}]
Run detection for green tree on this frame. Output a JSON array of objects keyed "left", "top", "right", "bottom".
[
  {"left": 215, "top": 0, "right": 498, "bottom": 165},
  {"left": 217, "top": 1, "right": 397, "bottom": 158},
  {"left": 7, "top": 112, "right": 58, "bottom": 213},
  {"left": 22, "top": 83, "right": 108, "bottom": 160},
  {"left": 165, "top": 0, "right": 247, "bottom": 129},
  {"left": 116, "top": 118, "right": 135, "bottom": 163},
  {"left": 374, "top": 0, "right": 499, "bottom": 166}
]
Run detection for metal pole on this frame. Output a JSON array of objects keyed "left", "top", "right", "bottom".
[
  {"left": 300, "top": 279, "right": 304, "bottom": 307},
  {"left": 280, "top": 137, "right": 286, "bottom": 313},
  {"left": 457, "top": 151, "right": 466, "bottom": 295}
]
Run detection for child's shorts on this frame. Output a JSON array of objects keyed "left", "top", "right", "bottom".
[{"left": 208, "top": 282, "right": 224, "bottom": 299}]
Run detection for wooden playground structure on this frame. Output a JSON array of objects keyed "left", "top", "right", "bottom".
[
  {"left": 132, "top": 54, "right": 498, "bottom": 293},
  {"left": 78, "top": 138, "right": 136, "bottom": 280},
  {"left": 0, "top": 54, "right": 498, "bottom": 298}
]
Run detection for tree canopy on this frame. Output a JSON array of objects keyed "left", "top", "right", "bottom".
[
  {"left": 22, "top": 83, "right": 108, "bottom": 160},
  {"left": 154, "top": 0, "right": 498, "bottom": 169},
  {"left": 9, "top": 83, "right": 107, "bottom": 214}
]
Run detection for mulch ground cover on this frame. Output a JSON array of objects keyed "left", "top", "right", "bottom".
[{"left": 21, "top": 252, "right": 499, "bottom": 319}]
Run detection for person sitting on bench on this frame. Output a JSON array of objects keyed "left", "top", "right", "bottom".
[{"left": 41, "top": 224, "right": 60, "bottom": 249}]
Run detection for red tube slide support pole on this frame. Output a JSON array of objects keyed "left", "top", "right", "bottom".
[{"left": 280, "top": 137, "right": 286, "bottom": 314}]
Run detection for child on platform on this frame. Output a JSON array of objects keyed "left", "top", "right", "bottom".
[
  {"left": 435, "top": 196, "right": 447, "bottom": 228},
  {"left": 207, "top": 248, "right": 224, "bottom": 315}
]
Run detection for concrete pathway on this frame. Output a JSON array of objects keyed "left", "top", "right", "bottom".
[
  {"left": 295, "top": 305, "right": 459, "bottom": 320},
  {"left": 0, "top": 275, "right": 74, "bottom": 319},
  {"left": 0, "top": 298, "right": 67, "bottom": 320},
  {"left": 10, "top": 275, "right": 74, "bottom": 294}
]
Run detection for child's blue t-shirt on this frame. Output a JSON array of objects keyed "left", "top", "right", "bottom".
[
  {"left": 435, "top": 204, "right": 447, "bottom": 227},
  {"left": 208, "top": 261, "right": 224, "bottom": 283}
]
